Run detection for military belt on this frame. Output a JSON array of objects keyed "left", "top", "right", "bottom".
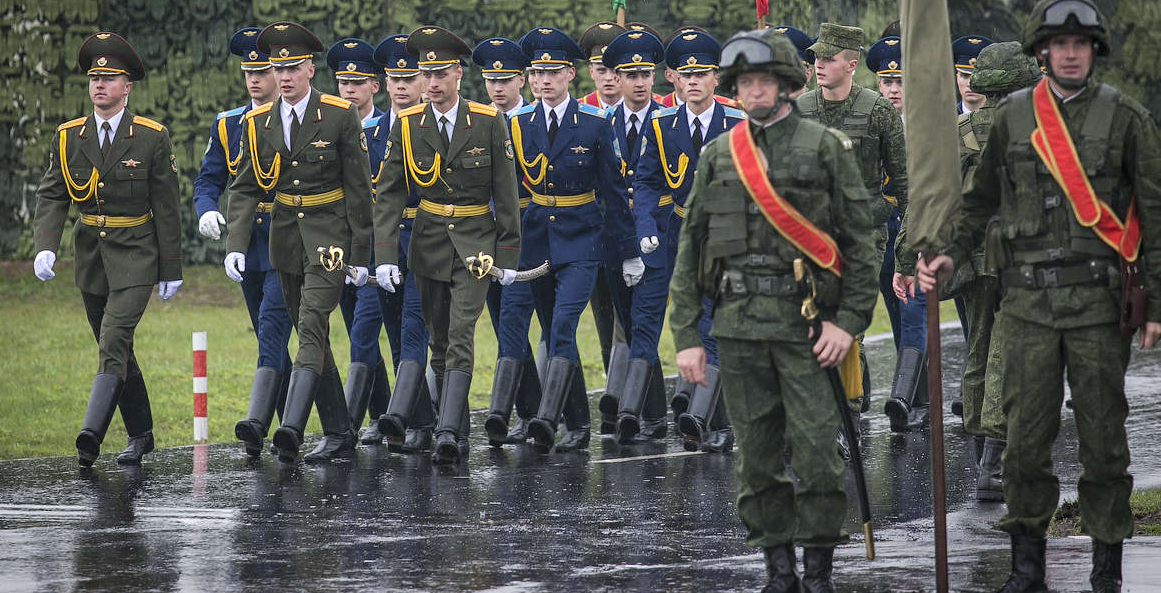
[
  {"left": 402, "top": 207, "right": 418, "bottom": 219},
  {"left": 529, "top": 190, "right": 596, "bottom": 207},
  {"left": 79, "top": 212, "right": 152, "bottom": 228},
  {"left": 720, "top": 270, "right": 799, "bottom": 297},
  {"left": 658, "top": 195, "right": 673, "bottom": 207},
  {"left": 518, "top": 197, "right": 531, "bottom": 209},
  {"left": 674, "top": 203, "right": 687, "bottom": 219},
  {"left": 1001, "top": 260, "right": 1117, "bottom": 289},
  {"left": 274, "top": 188, "right": 344, "bottom": 207},
  {"left": 255, "top": 202, "right": 273, "bottom": 214},
  {"left": 418, "top": 200, "right": 491, "bottom": 217}
]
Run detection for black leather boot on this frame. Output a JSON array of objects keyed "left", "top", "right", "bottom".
[
  {"left": 484, "top": 357, "right": 522, "bottom": 447},
  {"left": 304, "top": 367, "right": 356, "bottom": 463},
  {"left": 527, "top": 357, "right": 575, "bottom": 453},
  {"left": 506, "top": 354, "right": 541, "bottom": 444},
  {"left": 632, "top": 360, "right": 668, "bottom": 442},
  {"left": 116, "top": 370, "right": 154, "bottom": 465},
  {"left": 270, "top": 370, "right": 290, "bottom": 457},
  {"left": 378, "top": 359, "right": 423, "bottom": 448},
  {"left": 1090, "top": 538, "right": 1123, "bottom": 593},
  {"left": 556, "top": 362, "right": 590, "bottom": 452},
  {"left": 399, "top": 369, "right": 437, "bottom": 453},
  {"left": 678, "top": 364, "right": 721, "bottom": 451},
  {"left": 235, "top": 367, "right": 282, "bottom": 457},
  {"left": 670, "top": 376, "right": 695, "bottom": 418},
  {"left": 700, "top": 395, "right": 734, "bottom": 453},
  {"left": 272, "top": 368, "right": 319, "bottom": 464},
  {"left": 76, "top": 373, "right": 123, "bottom": 467},
  {"left": 359, "top": 359, "right": 390, "bottom": 444},
  {"left": 974, "top": 434, "right": 987, "bottom": 465},
  {"left": 997, "top": 534, "right": 1048, "bottom": 593},
  {"left": 343, "top": 362, "right": 373, "bottom": 433},
  {"left": 597, "top": 341, "right": 629, "bottom": 418},
  {"left": 801, "top": 546, "right": 836, "bottom": 593},
  {"left": 615, "top": 358, "right": 653, "bottom": 444},
  {"left": 977, "top": 437, "right": 1005, "bottom": 502},
  {"left": 432, "top": 369, "right": 471, "bottom": 464},
  {"left": 761, "top": 544, "right": 801, "bottom": 593},
  {"left": 907, "top": 359, "right": 930, "bottom": 430},
  {"left": 884, "top": 347, "right": 923, "bottom": 432}
]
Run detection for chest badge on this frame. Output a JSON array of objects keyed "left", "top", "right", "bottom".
[
  {"left": 310, "top": 140, "right": 331, "bottom": 148},
  {"left": 121, "top": 159, "right": 140, "bottom": 168},
  {"left": 570, "top": 146, "right": 590, "bottom": 154},
  {"left": 467, "top": 146, "right": 486, "bottom": 156}
]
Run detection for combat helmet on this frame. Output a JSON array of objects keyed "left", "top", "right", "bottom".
[
  {"left": 719, "top": 29, "right": 806, "bottom": 93},
  {"left": 1022, "top": 0, "right": 1110, "bottom": 56}
]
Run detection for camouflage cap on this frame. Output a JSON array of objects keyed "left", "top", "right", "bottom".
[
  {"left": 807, "top": 23, "right": 864, "bottom": 58},
  {"left": 969, "top": 41, "right": 1042, "bottom": 95}
]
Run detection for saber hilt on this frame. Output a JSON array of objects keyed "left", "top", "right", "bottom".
[
  {"left": 318, "top": 246, "right": 374, "bottom": 281},
  {"left": 464, "top": 253, "right": 550, "bottom": 282}
]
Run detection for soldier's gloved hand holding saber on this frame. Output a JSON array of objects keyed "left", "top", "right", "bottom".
[
  {"left": 464, "top": 252, "right": 550, "bottom": 285},
  {"left": 317, "top": 246, "right": 370, "bottom": 287},
  {"left": 794, "top": 257, "right": 875, "bottom": 561}
]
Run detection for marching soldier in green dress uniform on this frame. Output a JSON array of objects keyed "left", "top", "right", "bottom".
[
  {"left": 33, "top": 32, "right": 183, "bottom": 467},
  {"left": 224, "top": 21, "right": 373, "bottom": 464},
  {"left": 670, "top": 32, "right": 877, "bottom": 592},
  {"left": 372, "top": 26, "right": 522, "bottom": 465},
  {"left": 918, "top": 1, "right": 1161, "bottom": 590}
]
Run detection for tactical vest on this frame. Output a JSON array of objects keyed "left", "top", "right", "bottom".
[
  {"left": 957, "top": 109, "right": 992, "bottom": 188},
  {"left": 1001, "top": 84, "right": 1124, "bottom": 266},
  {"left": 797, "top": 86, "right": 881, "bottom": 192},
  {"left": 703, "top": 119, "right": 841, "bottom": 306}
]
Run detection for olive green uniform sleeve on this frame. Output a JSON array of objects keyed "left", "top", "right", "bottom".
[
  {"left": 372, "top": 118, "right": 405, "bottom": 267},
  {"left": 945, "top": 106, "right": 1006, "bottom": 270},
  {"left": 149, "top": 129, "right": 183, "bottom": 281},
  {"left": 489, "top": 111, "right": 521, "bottom": 270},
  {"left": 225, "top": 116, "right": 261, "bottom": 255},
  {"left": 668, "top": 141, "right": 715, "bottom": 353},
  {"left": 338, "top": 104, "right": 373, "bottom": 268},
  {"left": 1124, "top": 105, "right": 1161, "bottom": 322},
  {"left": 33, "top": 134, "right": 70, "bottom": 254},
  {"left": 825, "top": 133, "right": 879, "bottom": 338},
  {"left": 876, "top": 99, "right": 909, "bottom": 218}
]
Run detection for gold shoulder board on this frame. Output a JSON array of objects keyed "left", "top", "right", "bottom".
[
  {"left": 132, "top": 116, "right": 165, "bottom": 132},
  {"left": 320, "top": 94, "right": 353, "bottom": 109}
]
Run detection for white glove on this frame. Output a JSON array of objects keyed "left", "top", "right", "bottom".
[
  {"left": 494, "top": 268, "right": 517, "bottom": 286},
  {"left": 223, "top": 252, "right": 246, "bottom": 283},
  {"left": 198, "top": 210, "right": 226, "bottom": 240},
  {"left": 622, "top": 257, "right": 645, "bottom": 287},
  {"left": 158, "top": 280, "right": 183, "bottom": 301},
  {"left": 33, "top": 250, "right": 56, "bottom": 281},
  {"left": 376, "top": 264, "right": 401, "bottom": 293},
  {"left": 351, "top": 266, "right": 369, "bottom": 287},
  {"left": 639, "top": 236, "right": 659, "bottom": 254}
]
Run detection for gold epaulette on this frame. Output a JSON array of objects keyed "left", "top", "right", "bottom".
[
  {"left": 132, "top": 115, "right": 165, "bottom": 132},
  {"left": 244, "top": 102, "right": 273, "bottom": 119},
  {"left": 58, "top": 117, "right": 86, "bottom": 132},
  {"left": 467, "top": 101, "right": 498, "bottom": 117},
  {"left": 320, "top": 94, "right": 352, "bottom": 109},
  {"left": 398, "top": 103, "right": 426, "bottom": 118}
]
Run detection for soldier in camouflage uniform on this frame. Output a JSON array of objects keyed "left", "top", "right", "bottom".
[
  {"left": 671, "top": 32, "right": 877, "bottom": 593},
  {"left": 918, "top": 1, "right": 1161, "bottom": 590},
  {"left": 797, "top": 24, "right": 908, "bottom": 416}
]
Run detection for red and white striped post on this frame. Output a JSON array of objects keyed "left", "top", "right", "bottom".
[{"left": 192, "top": 331, "right": 208, "bottom": 442}]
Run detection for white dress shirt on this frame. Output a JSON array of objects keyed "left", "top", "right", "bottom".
[
  {"left": 542, "top": 95, "right": 570, "bottom": 129},
  {"left": 431, "top": 99, "right": 460, "bottom": 145},
  {"left": 93, "top": 107, "right": 126, "bottom": 149},
  {"left": 623, "top": 103, "right": 650, "bottom": 137}
]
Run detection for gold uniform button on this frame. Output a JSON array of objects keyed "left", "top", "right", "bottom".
[
  {"left": 627, "top": 169, "right": 634, "bottom": 176},
  {"left": 297, "top": 212, "right": 304, "bottom": 219},
  {"left": 548, "top": 215, "right": 556, "bottom": 222},
  {"left": 548, "top": 164, "right": 554, "bottom": 172},
  {"left": 399, "top": 223, "right": 405, "bottom": 229},
  {"left": 97, "top": 199, "right": 105, "bottom": 205},
  {"left": 446, "top": 188, "right": 454, "bottom": 194},
  {"left": 445, "top": 167, "right": 453, "bottom": 174},
  {"left": 256, "top": 217, "right": 263, "bottom": 224},
  {"left": 98, "top": 231, "right": 106, "bottom": 238},
  {"left": 447, "top": 223, "right": 455, "bottom": 230},
  {"left": 97, "top": 181, "right": 105, "bottom": 188},
  {"left": 291, "top": 160, "right": 298, "bottom": 167},
  {"left": 292, "top": 179, "right": 300, "bottom": 186},
  {"left": 627, "top": 187, "right": 634, "bottom": 194}
]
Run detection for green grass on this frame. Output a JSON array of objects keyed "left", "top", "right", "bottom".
[
  {"left": 0, "top": 260, "right": 956, "bottom": 459},
  {"left": 1049, "top": 488, "right": 1161, "bottom": 537}
]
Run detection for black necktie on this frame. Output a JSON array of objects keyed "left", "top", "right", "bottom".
[
  {"left": 627, "top": 113, "right": 640, "bottom": 156},
  {"left": 100, "top": 121, "right": 112, "bottom": 157},
  {"left": 289, "top": 109, "right": 300, "bottom": 150},
  {"left": 439, "top": 115, "right": 450, "bottom": 150},
  {"left": 691, "top": 118, "right": 703, "bottom": 154},
  {"left": 548, "top": 110, "right": 559, "bottom": 146}
]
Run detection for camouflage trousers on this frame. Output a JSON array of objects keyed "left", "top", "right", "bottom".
[
  {"left": 958, "top": 275, "right": 1006, "bottom": 439},
  {"left": 993, "top": 313, "right": 1134, "bottom": 542},
  {"left": 719, "top": 337, "right": 848, "bottom": 548}
]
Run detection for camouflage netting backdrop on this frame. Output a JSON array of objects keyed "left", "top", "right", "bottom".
[{"left": 3, "top": 0, "right": 1158, "bottom": 262}]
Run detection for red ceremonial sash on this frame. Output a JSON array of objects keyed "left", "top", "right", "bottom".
[
  {"left": 1030, "top": 78, "right": 1141, "bottom": 262},
  {"left": 727, "top": 121, "right": 843, "bottom": 276}
]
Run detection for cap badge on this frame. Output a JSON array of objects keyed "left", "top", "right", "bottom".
[
  {"left": 598, "top": 23, "right": 613, "bottom": 30},
  {"left": 279, "top": 48, "right": 290, "bottom": 58},
  {"left": 243, "top": 30, "right": 257, "bottom": 37},
  {"left": 969, "top": 57, "right": 977, "bottom": 66},
  {"left": 540, "top": 52, "right": 551, "bottom": 61},
  {"left": 427, "top": 51, "right": 437, "bottom": 60},
  {"left": 397, "top": 58, "right": 408, "bottom": 68},
  {"left": 686, "top": 56, "right": 697, "bottom": 65},
  {"left": 628, "top": 32, "right": 643, "bottom": 39},
  {"left": 493, "top": 60, "right": 503, "bottom": 69},
  {"left": 538, "top": 28, "right": 552, "bottom": 35},
  {"left": 489, "top": 40, "right": 504, "bottom": 46},
  {"left": 96, "top": 33, "right": 111, "bottom": 40},
  {"left": 887, "top": 60, "right": 898, "bottom": 70},
  {"left": 344, "top": 62, "right": 355, "bottom": 70},
  {"left": 96, "top": 56, "right": 108, "bottom": 67},
  {"left": 682, "top": 34, "right": 698, "bottom": 41},
  {"left": 249, "top": 51, "right": 258, "bottom": 60},
  {"left": 885, "top": 39, "right": 899, "bottom": 46},
  {"left": 969, "top": 38, "right": 982, "bottom": 44},
  {"left": 422, "top": 28, "right": 437, "bottom": 35},
  {"left": 274, "top": 24, "right": 290, "bottom": 31},
  {"left": 630, "top": 24, "right": 645, "bottom": 30},
  {"left": 774, "top": 27, "right": 788, "bottom": 33},
  {"left": 632, "top": 53, "right": 642, "bottom": 62},
  {"left": 396, "top": 37, "right": 406, "bottom": 43}
]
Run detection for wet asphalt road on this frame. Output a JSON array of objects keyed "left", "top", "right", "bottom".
[{"left": 2, "top": 329, "right": 1161, "bottom": 592}]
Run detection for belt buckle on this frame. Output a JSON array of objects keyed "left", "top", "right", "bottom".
[
  {"left": 293, "top": 195, "right": 302, "bottom": 207},
  {"left": 95, "top": 215, "right": 106, "bottom": 227},
  {"left": 757, "top": 276, "right": 773, "bottom": 295},
  {"left": 1038, "top": 268, "right": 1059, "bottom": 287},
  {"left": 545, "top": 195, "right": 556, "bottom": 207},
  {"left": 443, "top": 204, "right": 455, "bottom": 216}
]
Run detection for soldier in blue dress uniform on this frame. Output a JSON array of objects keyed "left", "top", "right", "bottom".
[
  {"left": 501, "top": 27, "right": 638, "bottom": 453},
  {"left": 367, "top": 34, "right": 437, "bottom": 453},
  {"left": 324, "top": 38, "right": 395, "bottom": 449},
  {"left": 596, "top": 30, "right": 667, "bottom": 445},
  {"left": 192, "top": 27, "right": 295, "bottom": 458},
  {"left": 770, "top": 25, "right": 816, "bottom": 99},
  {"left": 634, "top": 29, "right": 746, "bottom": 452},
  {"left": 953, "top": 35, "right": 993, "bottom": 115}
]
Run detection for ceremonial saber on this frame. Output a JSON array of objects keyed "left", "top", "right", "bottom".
[
  {"left": 317, "top": 246, "right": 372, "bottom": 281},
  {"left": 465, "top": 253, "right": 550, "bottom": 282},
  {"left": 793, "top": 258, "right": 875, "bottom": 561}
]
